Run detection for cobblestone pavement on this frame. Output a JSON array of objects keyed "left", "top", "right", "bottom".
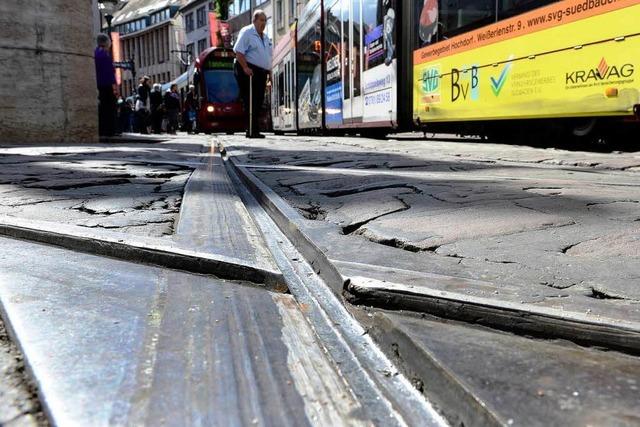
[
  {"left": 0, "top": 138, "right": 206, "bottom": 236},
  {"left": 221, "top": 133, "right": 640, "bottom": 311}
]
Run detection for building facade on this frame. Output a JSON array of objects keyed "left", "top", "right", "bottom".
[
  {"left": 109, "top": 0, "right": 187, "bottom": 96},
  {"left": 272, "top": 0, "right": 302, "bottom": 44},
  {"left": 180, "top": 0, "right": 215, "bottom": 61},
  {"left": 226, "top": 0, "right": 273, "bottom": 43}
]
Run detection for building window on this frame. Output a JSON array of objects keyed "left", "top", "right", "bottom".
[
  {"left": 289, "top": 0, "right": 296, "bottom": 19},
  {"left": 186, "top": 43, "right": 195, "bottom": 62},
  {"left": 185, "top": 12, "right": 194, "bottom": 32},
  {"left": 228, "top": 0, "right": 250, "bottom": 17},
  {"left": 266, "top": 17, "right": 273, "bottom": 40},
  {"left": 276, "top": 0, "right": 284, "bottom": 29},
  {"left": 198, "top": 38, "right": 208, "bottom": 54},
  {"left": 197, "top": 6, "right": 207, "bottom": 28}
]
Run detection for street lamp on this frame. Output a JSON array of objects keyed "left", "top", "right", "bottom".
[
  {"left": 98, "top": 0, "right": 119, "bottom": 38},
  {"left": 171, "top": 49, "right": 192, "bottom": 73}
]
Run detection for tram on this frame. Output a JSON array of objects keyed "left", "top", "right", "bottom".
[
  {"left": 193, "top": 47, "right": 244, "bottom": 134},
  {"left": 272, "top": 25, "right": 298, "bottom": 133},
  {"left": 271, "top": 0, "right": 640, "bottom": 141}
]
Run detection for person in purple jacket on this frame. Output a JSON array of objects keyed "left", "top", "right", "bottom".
[{"left": 94, "top": 33, "right": 117, "bottom": 137}]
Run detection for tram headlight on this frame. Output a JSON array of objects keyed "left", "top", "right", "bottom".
[{"left": 206, "top": 105, "right": 215, "bottom": 113}]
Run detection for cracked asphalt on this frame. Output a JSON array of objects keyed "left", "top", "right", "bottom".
[
  {"left": 0, "top": 139, "right": 204, "bottom": 236},
  {"left": 0, "top": 135, "right": 208, "bottom": 424},
  {"left": 1, "top": 132, "right": 638, "bottom": 424},
  {"left": 221, "top": 133, "right": 640, "bottom": 307}
]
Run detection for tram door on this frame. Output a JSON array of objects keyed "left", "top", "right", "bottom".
[
  {"left": 342, "top": 0, "right": 364, "bottom": 124},
  {"left": 283, "top": 52, "right": 297, "bottom": 130}
]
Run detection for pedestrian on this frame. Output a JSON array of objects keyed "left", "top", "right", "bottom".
[
  {"left": 125, "top": 97, "right": 135, "bottom": 132},
  {"left": 183, "top": 84, "right": 198, "bottom": 133},
  {"left": 94, "top": 33, "right": 117, "bottom": 137},
  {"left": 233, "top": 9, "right": 272, "bottom": 139},
  {"left": 150, "top": 83, "right": 164, "bottom": 134},
  {"left": 164, "top": 84, "right": 181, "bottom": 134},
  {"left": 116, "top": 97, "right": 130, "bottom": 134},
  {"left": 136, "top": 76, "right": 151, "bottom": 134}
]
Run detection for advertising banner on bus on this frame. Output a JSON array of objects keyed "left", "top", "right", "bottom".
[
  {"left": 361, "top": 0, "right": 398, "bottom": 125},
  {"left": 413, "top": 0, "right": 640, "bottom": 123}
]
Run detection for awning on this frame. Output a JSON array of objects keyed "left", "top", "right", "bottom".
[{"left": 161, "top": 63, "right": 195, "bottom": 92}]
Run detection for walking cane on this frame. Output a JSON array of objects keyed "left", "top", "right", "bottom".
[{"left": 249, "top": 74, "right": 253, "bottom": 137}]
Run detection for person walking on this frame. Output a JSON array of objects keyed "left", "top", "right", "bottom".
[
  {"left": 117, "top": 97, "right": 132, "bottom": 133},
  {"left": 94, "top": 33, "right": 117, "bottom": 137},
  {"left": 233, "top": 9, "right": 272, "bottom": 139},
  {"left": 150, "top": 83, "right": 164, "bottom": 134},
  {"left": 164, "top": 84, "right": 181, "bottom": 134},
  {"left": 136, "top": 76, "right": 151, "bottom": 134},
  {"left": 183, "top": 84, "right": 198, "bottom": 133}
]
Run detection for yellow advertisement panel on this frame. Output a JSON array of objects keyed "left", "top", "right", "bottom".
[{"left": 413, "top": 0, "right": 640, "bottom": 123}]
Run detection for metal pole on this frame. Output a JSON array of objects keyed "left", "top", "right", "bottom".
[{"left": 249, "top": 74, "right": 253, "bottom": 137}]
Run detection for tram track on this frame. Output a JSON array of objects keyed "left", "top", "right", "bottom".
[
  {"left": 222, "top": 146, "right": 640, "bottom": 353},
  {"left": 220, "top": 143, "right": 447, "bottom": 426},
  {"left": 0, "top": 136, "right": 637, "bottom": 426},
  {"left": 235, "top": 163, "right": 640, "bottom": 189},
  {"left": 0, "top": 139, "right": 447, "bottom": 426},
  {"left": 220, "top": 138, "right": 640, "bottom": 426}
]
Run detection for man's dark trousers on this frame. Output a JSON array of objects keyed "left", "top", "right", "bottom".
[
  {"left": 234, "top": 62, "right": 267, "bottom": 136},
  {"left": 98, "top": 86, "right": 117, "bottom": 136}
]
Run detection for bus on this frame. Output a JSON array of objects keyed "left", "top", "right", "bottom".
[
  {"left": 412, "top": 0, "right": 640, "bottom": 141},
  {"left": 193, "top": 47, "right": 244, "bottom": 134},
  {"left": 271, "top": 0, "right": 640, "bottom": 143}
]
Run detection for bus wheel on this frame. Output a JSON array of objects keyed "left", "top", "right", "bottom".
[
  {"left": 225, "top": 131, "right": 235, "bottom": 135},
  {"left": 572, "top": 118, "right": 598, "bottom": 137},
  {"left": 570, "top": 118, "right": 609, "bottom": 149}
]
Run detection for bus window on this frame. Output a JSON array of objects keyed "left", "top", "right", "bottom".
[
  {"left": 342, "top": 3, "right": 350, "bottom": 100},
  {"left": 278, "top": 70, "right": 285, "bottom": 107},
  {"left": 351, "top": 0, "right": 361, "bottom": 98},
  {"left": 285, "top": 62, "right": 290, "bottom": 108},
  {"left": 297, "top": 6, "right": 322, "bottom": 127},
  {"left": 363, "top": 0, "right": 396, "bottom": 70},
  {"left": 325, "top": 0, "right": 341, "bottom": 84},
  {"left": 497, "top": 0, "right": 558, "bottom": 21},
  {"left": 203, "top": 69, "right": 240, "bottom": 103},
  {"left": 439, "top": 0, "right": 496, "bottom": 39}
]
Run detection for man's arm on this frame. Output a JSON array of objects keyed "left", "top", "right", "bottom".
[{"left": 235, "top": 52, "right": 253, "bottom": 77}]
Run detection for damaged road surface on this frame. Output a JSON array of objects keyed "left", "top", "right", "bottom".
[
  {"left": 0, "top": 136, "right": 444, "bottom": 426},
  {"left": 220, "top": 133, "right": 640, "bottom": 426}
]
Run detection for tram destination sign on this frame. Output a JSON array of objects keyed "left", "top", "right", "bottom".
[{"left": 203, "top": 59, "right": 233, "bottom": 70}]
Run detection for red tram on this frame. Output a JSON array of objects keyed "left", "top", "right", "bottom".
[{"left": 193, "top": 47, "right": 244, "bottom": 134}]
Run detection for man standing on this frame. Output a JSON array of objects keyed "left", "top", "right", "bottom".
[
  {"left": 94, "top": 34, "right": 117, "bottom": 137},
  {"left": 233, "top": 10, "right": 272, "bottom": 139}
]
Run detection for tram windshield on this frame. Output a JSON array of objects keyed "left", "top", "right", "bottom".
[{"left": 203, "top": 69, "right": 239, "bottom": 104}]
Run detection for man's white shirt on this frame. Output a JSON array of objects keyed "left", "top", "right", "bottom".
[{"left": 233, "top": 24, "right": 273, "bottom": 71}]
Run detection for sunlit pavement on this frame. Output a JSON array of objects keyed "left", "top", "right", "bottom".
[{"left": 1, "top": 132, "right": 639, "bottom": 426}]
